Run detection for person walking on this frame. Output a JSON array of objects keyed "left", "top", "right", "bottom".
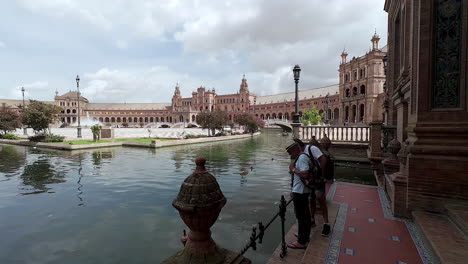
[{"left": 286, "top": 139, "right": 312, "bottom": 249}]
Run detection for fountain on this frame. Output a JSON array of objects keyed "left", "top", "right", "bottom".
[{"left": 71, "top": 112, "right": 103, "bottom": 127}]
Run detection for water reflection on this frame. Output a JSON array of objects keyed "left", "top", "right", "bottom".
[
  {"left": 91, "top": 150, "right": 116, "bottom": 166},
  {"left": 20, "top": 158, "right": 66, "bottom": 194},
  {"left": 77, "top": 153, "right": 84, "bottom": 206},
  {"left": 0, "top": 145, "right": 26, "bottom": 176}
]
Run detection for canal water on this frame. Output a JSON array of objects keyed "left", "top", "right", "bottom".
[{"left": 0, "top": 130, "right": 374, "bottom": 264}]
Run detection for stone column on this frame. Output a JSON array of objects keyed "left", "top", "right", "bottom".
[
  {"left": 291, "top": 123, "right": 301, "bottom": 139},
  {"left": 368, "top": 121, "right": 383, "bottom": 158}
]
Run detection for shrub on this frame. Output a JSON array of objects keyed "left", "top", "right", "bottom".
[
  {"left": 44, "top": 134, "right": 65, "bottom": 142},
  {"left": 28, "top": 133, "right": 64, "bottom": 142},
  {"left": 28, "top": 133, "right": 46, "bottom": 142},
  {"left": 0, "top": 133, "right": 20, "bottom": 140}
]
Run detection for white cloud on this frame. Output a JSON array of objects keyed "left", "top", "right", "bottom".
[
  {"left": 80, "top": 67, "right": 204, "bottom": 103},
  {"left": 7, "top": 81, "right": 50, "bottom": 100},
  {"left": 115, "top": 40, "right": 128, "bottom": 49},
  {"left": 6, "top": 0, "right": 388, "bottom": 102}
]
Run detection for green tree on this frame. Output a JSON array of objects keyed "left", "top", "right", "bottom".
[
  {"left": 196, "top": 110, "right": 229, "bottom": 136},
  {"left": 235, "top": 113, "right": 262, "bottom": 134},
  {"left": 22, "top": 100, "right": 63, "bottom": 134},
  {"left": 0, "top": 106, "right": 22, "bottom": 135},
  {"left": 300, "top": 105, "right": 324, "bottom": 126}
]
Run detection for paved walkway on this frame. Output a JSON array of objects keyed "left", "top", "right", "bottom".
[
  {"left": 331, "top": 183, "right": 424, "bottom": 264},
  {"left": 268, "top": 182, "right": 436, "bottom": 264}
]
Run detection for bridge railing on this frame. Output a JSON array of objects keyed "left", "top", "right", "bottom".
[{"left": 300, "top": 125, "right": 370, "bottom": 143}]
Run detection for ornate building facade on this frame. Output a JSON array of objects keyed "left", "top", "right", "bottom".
[
  {"left": 1, "top": 33, "right": 386, "bottom": 128},
  {"left": 378, "top": 0, "right": 468, "bottom": 217},
  {"left": 339, "top": 33, "right": 387, "bottom": 124}
]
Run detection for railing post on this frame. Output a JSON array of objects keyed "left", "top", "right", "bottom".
[{"left": 279, "top": 195, "right": 288, "bottom": 258}]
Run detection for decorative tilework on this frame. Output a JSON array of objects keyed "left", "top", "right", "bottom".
[
  {"left": 364, "top": 199, "right": 375, "bottom": 203},
  {"left": 324, "top": 202, "right": 348, "bottom": 264},
  {"left": 348, "top": 227, "right": 357, "bottom": 232},
  {"left": 391, "top": 236, "right": 402, "bottom": 242},
  {"left": 378, "top": 188, "right": 440, "bottom": 264},
  {"left": 344, "top": 248, "right": 355, "bottom": 256},
  {"left": 368, "top": 218, "right": 376, "bottom": 223}
]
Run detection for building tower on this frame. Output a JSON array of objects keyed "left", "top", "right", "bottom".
[
  {"left": 172, "top": 83, "right": 182, "bottom": 112},
  {"left": 341, "top": 50, "right": 348, "bottom": 64},
  {"left": 371, "top": 30, "right": 380, "bottom": 51}
]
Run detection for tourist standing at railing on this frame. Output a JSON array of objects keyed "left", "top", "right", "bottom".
[
  {"left": 304, "top": 144, "right": 330, "bottom": 237},
  {"left": 286, "top": 139, "right": 312, "bottom": 249}
]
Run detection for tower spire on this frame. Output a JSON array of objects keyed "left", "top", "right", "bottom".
[{"left": 371, "top": 29, "right": 380, "bottom": 51}]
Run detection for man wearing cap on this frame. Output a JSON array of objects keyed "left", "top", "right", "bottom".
[{"left": 285, "top": 139, "right": 312, "bottom": 249}]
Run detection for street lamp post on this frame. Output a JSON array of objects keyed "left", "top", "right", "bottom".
[
  {"left": 325, "top": 93, "right": 330, "bottom": 124},
  {"left": 76, "top": 75, "right": 82, "bottom": 138},
  {"left": 21, "top": 87, "right": 27, "bottom": 135},
  {"left": 292, "top": 65, "right": 301, "bottom": 138}
]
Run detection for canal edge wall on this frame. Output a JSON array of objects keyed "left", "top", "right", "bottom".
[{"left": 0, "top": 133, "right": 261, "bottom": 151}]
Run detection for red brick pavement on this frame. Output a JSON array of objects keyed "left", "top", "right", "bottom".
[{"left": 333, "top": 183, "right": 423, "bottom": 264}]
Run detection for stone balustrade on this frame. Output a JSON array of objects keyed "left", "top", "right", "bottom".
[{"left": 300, "top": 125, "right": 370, "bottom": 143}]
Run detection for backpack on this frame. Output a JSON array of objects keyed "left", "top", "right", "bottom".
[{"left": 291, "top": 151, "right": 323, "bottom": 189}]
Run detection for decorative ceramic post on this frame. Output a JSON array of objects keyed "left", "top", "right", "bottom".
[{"left": 162, "top": 157, "right": 251, "bottom": 264}]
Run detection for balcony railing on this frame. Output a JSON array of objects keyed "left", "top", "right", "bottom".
[
  {"left": 342, "top": 94, "right": 365, "bottom": 102},
  {"left": 300, "top": 125, "right": 370, "bottom": 143}
]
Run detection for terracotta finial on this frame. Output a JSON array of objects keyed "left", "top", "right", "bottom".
[{"left": 194, "top": 157, "right": 207, "bottom": 173}]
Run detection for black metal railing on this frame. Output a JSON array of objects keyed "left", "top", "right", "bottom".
[{"left": 239, "top": 195, "right": 293, "bottom": 258}]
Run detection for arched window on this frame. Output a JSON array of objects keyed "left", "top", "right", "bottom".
[
  {"left": 72, "top": 109, "right": 76, "bottom": 113},
  {"left": 99, "top": 117, "right": 103, "bottom": 122},
  {"left": 134, "top": 117, "right": 138, "bottom": 123},
  {"left": 161, "top": 117, "right": 164, "bottom": 122},
  {"left": 66, "top": 109, "right": 71, "bottom": 113},
  {"left": 345, "top": 89, "right": 350, "bottom": 97},
  {"left": 352, "top": 105, "right": 357, "bottom": 123},
  {"left": 111, "top": 117, "right": 115, "bottom": 123},
  {"left": 105, "top": 117, "right": 109, "bottom": 123},
  {"left": 144, "top": 117, "right": 148, "bottom": 122},
  {"left": 353, "top": 87, "right": 358, "bottom": 96},
  {"left": 123, "top": 117, "right": 127, "bottom": 123},
  {"left": 345, "top": 106, "right": 349, "bottom": 121},
  {"left": 260, "top": 114, "right": 265, "bottom": 120},
  {"left": 139, "top": 117, "right": 143, "bottom": 123},
  {"left": 359, "top": 104, "right": 365, "bottom": 122},
  {"left": 150, "top": 117, "right": 154, "bottom": 122},
  {"left": 155, "top": 117, "right": 159, "bottom": 122},
  {"left": 192, "top": 115, "right": 196, "bottom": 122},
  {"left": 333, "top": 108, "right": 339, "bottom": 120},
  {"left": 266, "top": 114, "right": 270, "bottom": 119},
  {"left": 272, "top": 113, "right": 277, "bottom": 119},
  {"left": 360, "top": 85, "right": 366, "bottom": 95},
  {"left": 117, "top": 117, "right": 121, "bottom": 123}
]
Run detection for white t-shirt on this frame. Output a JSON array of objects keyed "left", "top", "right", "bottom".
[
  {"left": 304, "top": 145, "right": 323, "bottom": 160},
  {"left": 292, "top": 154, "right": 311, "bottom": 194}
]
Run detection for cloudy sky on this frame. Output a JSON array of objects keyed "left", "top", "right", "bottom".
[{"left": 0, "top": 0, "right": 387, "bottom": 103}]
